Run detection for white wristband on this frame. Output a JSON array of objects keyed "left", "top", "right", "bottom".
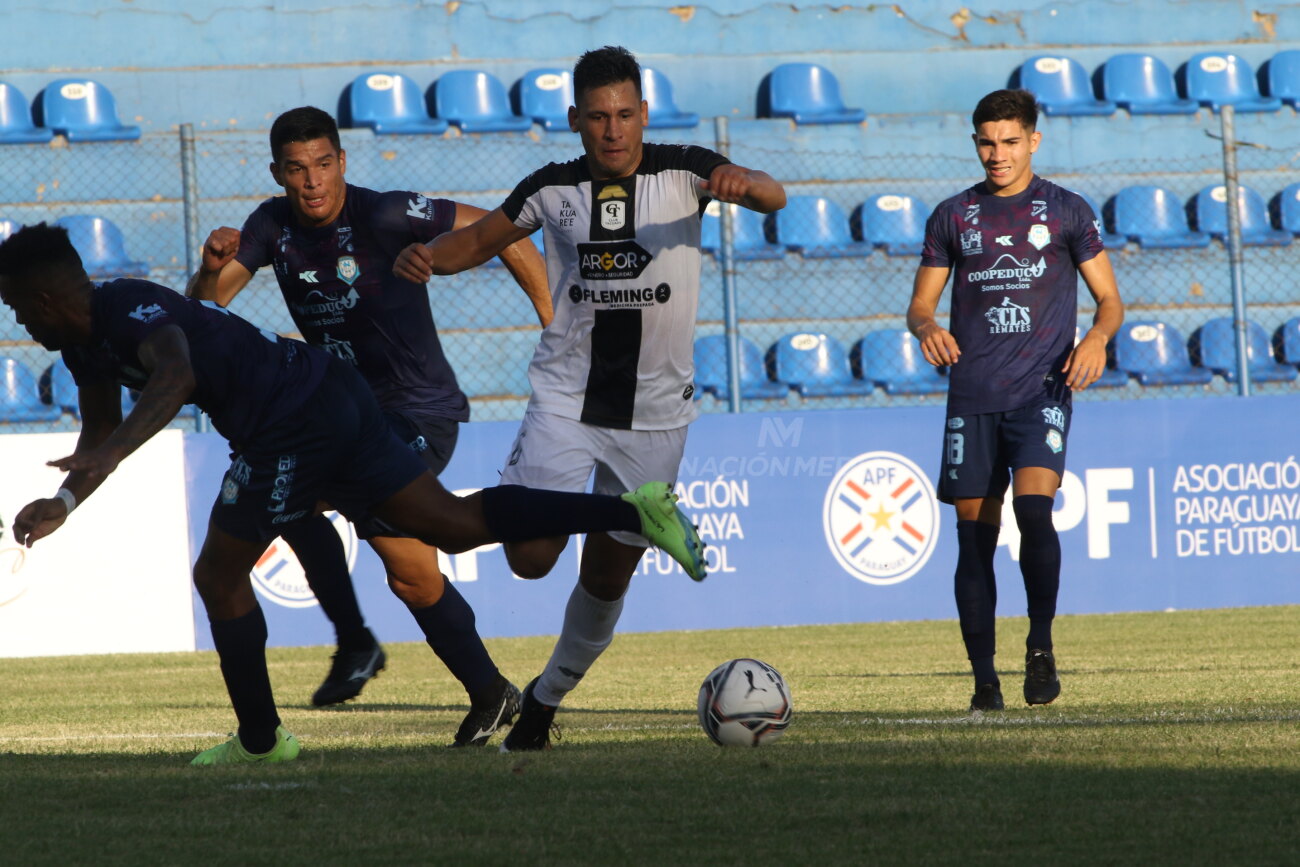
[{"left": 54, "top": 488, "right": 77, "bottom": 515}]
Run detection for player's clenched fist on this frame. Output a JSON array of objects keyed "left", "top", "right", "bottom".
[
  {"left": 201, "top": 227, "right": 241, "bottom": 274},
  {"left": 699, "top": 164, "right": 755, "bottom": 204},
  {"left": 393, "top": 242, "right": 435, "bottom": 283}
]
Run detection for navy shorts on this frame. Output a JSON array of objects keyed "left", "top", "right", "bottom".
[
  {"left": 936, "top": 397, "right": 1071, "bottom": 504},
  {"left": 210, "top": 356, "right": 428, "bottom": 544},
  {"left": 352, "top": 411, "right": 459, "bottom": 540}
]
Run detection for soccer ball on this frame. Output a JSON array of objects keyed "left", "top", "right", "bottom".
[{"left": 697, "top": 658, "right": 792, "bottom": 747}]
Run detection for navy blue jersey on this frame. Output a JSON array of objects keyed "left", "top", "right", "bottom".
[
  {"left": 234, "top": 184, "right": 469, "bottom": 422},
  {"left": 921, "top": 176, "right": 1103, "bottom": 415},
  {"left": 62, "top": 279, "right": 327, "bottom": 445}
]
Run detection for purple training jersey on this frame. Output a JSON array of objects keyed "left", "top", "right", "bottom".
[
  {"left": 921, "top": 175, "right": 1103, "bottom": 416},
  {"left": 235, "top": 184, "right": 469, "bottom": 422},
  {"left": 62, "top": 279, "right": 328, "bottom": 445}
]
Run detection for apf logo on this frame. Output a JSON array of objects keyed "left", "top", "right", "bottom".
[
  {"left": 249, "top": 512, "right": 358, "bottom": 608},
  {"left": 823, "top": 452, "right": 939, "bottom": 585}
]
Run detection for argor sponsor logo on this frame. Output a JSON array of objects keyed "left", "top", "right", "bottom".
[
  {"left": 822, "top": 451, "right": 939, "bottom": 585},
  {"left": 249, "top": 512, "right": 358, "bottom": 609},
  {"left": 576, "top": 240, "right": 652, "bottom": 280}
]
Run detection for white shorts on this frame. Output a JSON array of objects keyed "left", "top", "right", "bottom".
[{"left": 499, "top": 410, "right": 689, "bottom": 547}]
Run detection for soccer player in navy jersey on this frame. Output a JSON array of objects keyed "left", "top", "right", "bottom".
[
  {"left": 395, "top": 46, "right": 786, "bottom": 751},
  {"left": 0, "top": 222, "right": 703, "bottom": 764},
  {"left": 186, "top": 107, "right": 552, "bottom": 746},
  {"left": 906, "top": 89, "right": 1124, "bottom": 711}
]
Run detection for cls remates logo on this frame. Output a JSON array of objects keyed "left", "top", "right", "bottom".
[{"left": 823, "top": 451, "right": 939, "bottom": 585}]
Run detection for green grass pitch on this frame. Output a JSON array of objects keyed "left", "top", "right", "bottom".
[{"left": 1, "top": 606, "right": 1297, "bottom": 865}]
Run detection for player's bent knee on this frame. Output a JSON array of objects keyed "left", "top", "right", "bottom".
[{"left": 504, "top": 539, "right": 565, "bottom": 580}]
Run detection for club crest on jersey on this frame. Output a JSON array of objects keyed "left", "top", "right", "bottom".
[
  {"left": 1031, "top": 199, "right": 1048, "bottom": 218},
  {"left": 964, "top": 203, "right": 980, "bottom": 224},
  {"left": 1028, "top": 224, "right": 1051, "bottom": 250},
  {"left": 960, "top": 227, "right": 982, "bottom": 255},
  {"left": 985, "top": 296, "right": 1032, "bottom": 333},
  {"left": 600, "top": 200, "right": 626, "bottom": 230},
  {"left": 1046, "top": 429, "right": 1064, "bottom": 454},
  {"left": 336, "top": 255, "right": 361, "bottom": 286}
]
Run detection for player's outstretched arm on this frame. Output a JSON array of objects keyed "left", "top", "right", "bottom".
[
  {"left": 185, "top": 227, "right": 255, "bottom": 306},
  {"left": 1065, "top": 251, "right": 1125, "bottom": 389},
  {"left": 394, "top": 208, "right": 532, "bottom": 282},
  {"left": 907, "top": 265, "right": 960, "bottom": 366},
  {"left": 452, "top": 203, "right": 553, "bottom": 328},
  {"left": 48, "top": 325, "right": 196, "bottom": 489},
  {"left": 699, "top": 164, "right": 787, "bottom": 214}
]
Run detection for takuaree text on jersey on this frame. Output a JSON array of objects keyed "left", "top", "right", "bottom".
[
  {"left": 502, "top": 142, "right": 730, "bottom": 430},
  {"left": 234, "top": 184, "right": 469, "bottom": 423},
  {"left": 921, "top": 176, "right": 1103, "bottom": 416}
]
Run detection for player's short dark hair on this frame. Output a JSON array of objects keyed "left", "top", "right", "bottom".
[
  {"left": 573, "top": 46, "right": 642, "bottom": 101},
  {"left": 972, "top": 89, "right": 1040, "bottom": 131},
  {"left": 270, "top": 106, "right": 342, "bottom": 162},
  {"left": 0, "top": 222, "right": 83, "bottom": 281}
]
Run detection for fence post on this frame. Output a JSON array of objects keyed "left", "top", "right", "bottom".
[
  {"left": 179, "top": 123, "right": 210, "bottom": 432},
  {"left": 713, "top": 115, "right": 742, "bottom": 413},
  {"left": 1218, "top": 105, "right": 1252, "bottom": 396}
]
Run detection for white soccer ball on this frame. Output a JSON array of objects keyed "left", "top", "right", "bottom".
[{"left": 697, "top": 658, "right": 792, "bottom": 747}]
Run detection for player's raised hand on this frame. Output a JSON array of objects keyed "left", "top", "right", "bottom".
[
  {"left": 916, "top": 322, "right": 962, "bottom": 367},
  {"left": 200, "top": 227, "right": 241, "bottom": 274},
  {"left": 46, "top": 447, "right": 122, "bottom": 483},
  {"left": 698, "top": 164, "right": 755, "bottom": 204},
  {"left": 12, "top": 498, "right": 70, "bottom": 547},
  {"left": 1063, "top": 331, "right": 1107, "bottom": 389},
  {"left": 394, "top": 242, "right": 435, "bottom": 283}
]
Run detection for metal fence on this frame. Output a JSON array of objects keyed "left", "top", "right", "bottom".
[{"left": 1, "top": 109, "right": 1297, "bottom": 434}]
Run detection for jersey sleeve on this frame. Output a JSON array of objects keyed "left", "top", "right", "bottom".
[
  {"left": 101, "top": 282, "right": 185, "bottom": 346},
  {"left": 920, "top": 204, "right": 956, "bottom": 268},
  {"left": 233, "top": 201, "right": 279, "bottom": 274},
  {"left": 501, "top": 168, "right": 548, "bottom": 231},
  {"left": 1063, "top": 191, "right": 1104, "bottom": 265},
  {"left": 373, "top": 190, "right": 457, "bottom": 244}
]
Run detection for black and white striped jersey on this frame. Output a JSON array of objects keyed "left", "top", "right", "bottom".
[{"left": 501, "top": 142, "right": 729, "bottom": 430}]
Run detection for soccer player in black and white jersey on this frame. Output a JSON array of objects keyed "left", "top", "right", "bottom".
[
  {"left": 906, "top": 89, "right": 1124, "bottom": 711},
  {"left": 395, "top": 46, "right": 786, "bottom": 750}
]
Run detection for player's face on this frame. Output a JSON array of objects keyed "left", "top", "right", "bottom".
[
  {"left": 0, "top": 276, "right": 61, "bottom": 350},
  {"left": 270, "top": 138, "right": 348, "bottom": 227},
  {"left": 570, "top": 79, "right": 648, "bottom": 180},
  {"left": 972, "top": 120, "right": 1041, "bottom": 196}
]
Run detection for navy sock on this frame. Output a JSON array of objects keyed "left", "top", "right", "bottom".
[
  {"left": 409, "top": 581, "right": 499, "bottom": 701},
  {"left": 280, "top": 515, "right": 372, "bottom": 650},
  {"left": 209, "top": 606, "right": 279, "bottom": 754},
  {"left": 954, "top": 520, "right": 1001, "bottom": 685},
  {"left": 480, "top": 485, "right": 640, "bottom": 542},
  {"left": 1014, "top": 495, "right": 1060, "bottom": 651}
]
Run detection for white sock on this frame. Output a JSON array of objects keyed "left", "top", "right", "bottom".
[{"left": 534, "top": 583, "right": 625, "bottom": 707}]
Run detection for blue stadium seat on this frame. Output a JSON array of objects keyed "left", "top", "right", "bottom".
[
  {"left": 0, "top": 357, "right": 59, "bottom": 422},
  {"left": 0, "top": 219, "right": 18, "bottom": 241},
  {"left": 0, "top": 82, "right": 53, "bottom": 143},
  {"left": 55, "top": 215, "right": 149, "bottom": 278},
  {"left": 432, "top": 70, "right": 532, "bottom": 133},
  {"left": 36, "top": 79, "right": 141, "bottom": 141},
  {"left": 853, "top": 329, "right": 946, "bottom": 395},
  {"left": 1275, "top": 182, "right": 1300, "bottom": 235},
  {"left": 1275, "top": 317, "right": 1300, "bottom": 366},
  {"left": 854, "top": 194, "right": 929, "bottom": 256},
  {"left": 517, "top": 68, "right": 573, "bottom": 131},
  {"left": 1112, "top": 186, "right": 1211, "bottom": 249},
  {"left": 772, "top": 333, "right": 872, "bottom": 397},
  {"left": 641, "top": 68, "right": 698, "bottom": 129},
  {"left": 693, "top": 335, "right": 787, "bottom": 399},
  {"left": 774, "top": 196, "right": 871, "bottom": 258},
  {"left": 1192, "top": 185, "right": 1290, "bottom": 246},
  {"left": 46, "top": 358, "right": 141, "bottom": 417},
  {"left": 1112, "top": 321, "right": 1213, "bottom": 386},
  {"left": 1100, "top": 54, "right": 1198, "bottom": 115},
  {"left": 1017, "top": 56, "right": 1115, "bottom": 116},
  {"left": 701, "top": 202, "right": 784, "bottom": 260},
  {"left": 1070, "top": 190, "right": 1126, "bottom": 249},
  {"left": 1264, "top": 49, "right": 1300, "bottom": 107},
  {"left": 346, "top": 72, "right": 448, "bottom": 135},
  {"left": 1193, "top": 318, "right": 1297, "bottom": 383},
  {"left": 1183, "top": 53, "right": 1282, "bottom": 112},
  {"left": 763, "top": 63, "right": 865, "bottom": 125}
]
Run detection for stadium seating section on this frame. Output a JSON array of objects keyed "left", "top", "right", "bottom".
[
  {"left": 761, "top": 63, "right": 865, "bottom": 125},
  {"left": 1101, "top": 54, "right": 1199, "bottom": 115},
  {"left": 641, "top": 68, "right": 699, "bottom": 129},
  {"left": 346, "top": 72, "right": 448, "bottom": 135},
  {"left": 432, "top": 70, "right": 532, "bottom": 133},
  {"left": 36, "top": 79, "right": 141, "bottom": 141},
  {"left": 1018, "top": 55, "right": 1116, "bottom": 116},
  {"left": 516, "top": 68, "right": 574, "bottom": 131},
  {"left": 0, "top": 82, "right": 53, "bottom": 143},
  {"left": 1192, "top": 318, "right": 1298, "bottom": 383}
]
